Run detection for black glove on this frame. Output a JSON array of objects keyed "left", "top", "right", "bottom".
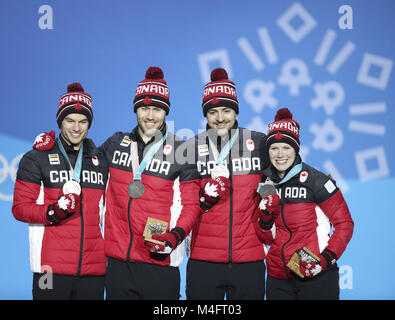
[{"left": 46, "top": 193, "right": 80, "bottom": 224}]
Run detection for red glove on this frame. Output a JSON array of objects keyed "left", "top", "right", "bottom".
[
  {"left": 258, "top": 193, "right": 281, "bottom": 230},
  {"left": 144, "top": 227, "right": 185, "bottom": 254},
  {"left": 46, "top": 193, "right": 80, "bottom": 224},
  {"left": 299, "top": 261, "right": 323, "bottom": 277},
  {"left": 299, "top": 249, "right": 337, "bottom": 278},
  {"left": 33, "top": 131, "right": 55, "bottom": 151},
  {"left": 199, "top": 176, "right": 230, "bottom": 212}
]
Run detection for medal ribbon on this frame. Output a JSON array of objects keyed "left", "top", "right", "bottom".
[
  {"left": 257, "top": 163, "right": 303, "bottom": 193},
  {"left": 57, "top": 138, "right": 84, "bottom": 182},
  {"left": 208, "top": 128, "right": 239, "bottom": 165},
  {"left": 277, "top": 163, "right": 303, "bottom": 185},
  {"left": 130, "top": 132, "right": 168, "bottom": 181}
]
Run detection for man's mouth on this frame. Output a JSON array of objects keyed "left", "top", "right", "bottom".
[
  {"left": 216, "top": 123, "right": 227, "bottom": 128},
  {"left": 70, "top": 132, "right": 82, "bottom": 139},
  {"left": 145, "top": 121, "right": 156, "bottom": 128}
]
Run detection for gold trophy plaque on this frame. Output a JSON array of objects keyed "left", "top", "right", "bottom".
[
  {"left": 286, "top": 247, "right": 321, "bottom": 278},
  {"left": 143, "top": 217, "right": 168, "bottom": 246}
]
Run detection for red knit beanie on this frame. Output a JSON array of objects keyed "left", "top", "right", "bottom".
[
  {"left": 202, "top": 68, "right": 239, "bottom": 116},
  {"left": 133, "top": 66, "right": 170, "bottom": 114},
  {"left": 56, "top": 83, "right": 93, "bottom": 128},
  {"left": 267, "top": 108, "right": 300, "bottom": 153}
]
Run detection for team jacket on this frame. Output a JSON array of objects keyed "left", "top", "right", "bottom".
[
  {"left": 261, "top": 156, "right": 354, "bottom": 279},
  {"left": 99, "top": 125, "right": 201, "bottom": 267},
  {"left": 187, "top": 122, "right": 271, "bottom": 263},
  {"left": 12, "top": 136, "right": 108, "bottom": 276}
]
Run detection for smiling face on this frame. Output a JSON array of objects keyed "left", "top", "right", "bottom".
[
  {"left": 206, "top": 106, "right": 237, "bottom": 136},
  {"left": 136, "top": 106, "right": 166, "bottom": 140},
  {"left": 60, "top": 113, "right": 89, "bottom": 150},
  {"left": 268, "top": 142, "right": 296, "bottom": 178}
]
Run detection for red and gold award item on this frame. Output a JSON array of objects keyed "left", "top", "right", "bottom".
[
  {"left": 143, "top": 217, "right": 168, "bottom": 246},
  {"left": 286, "top": 247, "right": 321, "bottom": 278}
]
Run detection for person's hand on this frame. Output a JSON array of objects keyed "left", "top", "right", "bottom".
[
  {"left": 33, "top": 131, "right": 55, "bottom": 151},
  {"left": 145, "top": 233, "right": 176, "bottom": 254},
  {"left": 199, "top": 176, "right": 230, "bottom": 212},
  {"left": 299, "top": 260, "right": 323, "bottom": 277},
  {"left": 258, "top": 193, "right": 280, "bottom": 230},
  {"left": 299, "top": 249, "right": 337, "bottom": 278},
  {"left": 144, "top": 228, "right": 185, "bottom": 254},
  {"left": 46, "top": 193, "right": 80, "bottom": 224}
]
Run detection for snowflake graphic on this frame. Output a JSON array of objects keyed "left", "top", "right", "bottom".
[{"left": 197, "top": 2, "right": 393, "bottom": 192}]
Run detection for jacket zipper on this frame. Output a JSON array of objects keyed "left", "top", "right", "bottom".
[
  {"left": 125, "top": 134, "right": 146, "bottom": 262},
  {"left": 280, "top": 201, "right": 292, "bottom": 279},
  {"left": 61, "top": 144, "right": 84, "bottom": 276},
  {"left": 126, "top": 197, "right": 133, "bottom": 261},
  {"left": 228, "top": 173, "right": 234, "bottom": 267},
  {"left": 228, "top": 147, "right": 234, "bottom": 267},
  {"left": 77, "top": 192, "right": 84, "bottom": 276}
]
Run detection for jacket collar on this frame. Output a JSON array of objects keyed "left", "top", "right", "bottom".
[
  {"left": 58, "top": 134, "right": 98, "bottom": 157},
  {"left": 206, "top": 120, "right": 239, "bottom": 150}
]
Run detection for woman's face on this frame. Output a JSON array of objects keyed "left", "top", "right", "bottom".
[{"left": 268, "top": 142, "right": 296, "bottom": 177}]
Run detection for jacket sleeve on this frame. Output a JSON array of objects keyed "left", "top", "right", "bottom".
[
  {"left": 12, "top": 152, "right": 49, "bottom": 224},
  {"left": 97, "top": 132, "right": 121, "bottom": 164},
  {"left": 171, "top": 137, "right": 202, "bottom": 237},
  {"left": 253, "top": 205, "right": 275, "bottom": 245},
  {"left": 315, "top": 176, "right": 354, "bottom": 260},
  {"left": 174, "top": 162, "right": 202, "bottom": 237}
]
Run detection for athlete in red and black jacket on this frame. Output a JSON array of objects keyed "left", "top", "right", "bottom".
[
  {"left": 13, "top": 83, "right": 108, "bottom": 300},
  {"left": 186, "top": 68, "right": 271, "bottom": 300},
  {"left": 256, "top": 108, "right": 354, "bottom": 300},
  {"left": 99, "top": 67, "right": 201, "bottom": 300},
  {"left": 100, "top": 125, "right": 200, "bottom": 267}
]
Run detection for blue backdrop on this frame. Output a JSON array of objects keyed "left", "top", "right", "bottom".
[{"left": 1, "top": 0, "right": 394, "bottom": 299}]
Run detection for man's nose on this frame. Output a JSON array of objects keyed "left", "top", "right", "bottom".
[
  {"left": 72, "top": 123, "right": 81, "bottom": 131},
  {"left": 147, "top": 109, "right": 155, "bottom": 119}
]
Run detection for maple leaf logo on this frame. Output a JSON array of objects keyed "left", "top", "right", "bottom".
[
  {"left": 74, "top": 103, "right": 83, "bottom": 110},
  {"left": 274, "top": 132, "right": 283, "bottom": 140},
  {"left": 58, "top": 196, "right": 71, "bottom": 210},
  {"left": 205, "top": 182, "right": 219, "bottom": 197},
  {"left": 259, "top": 198, "right": 268, "bottom": 211},
  {"left": 211, "top": 97, "right": 219, "bottom": 105},
  {"left": 34, "top": 133, "right": 45, "bottom": 144},
  {"left": 143, "top": 97, "right": 153, "bottom": 105}
]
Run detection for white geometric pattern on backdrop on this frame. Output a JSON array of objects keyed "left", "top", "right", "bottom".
[{"left": 197, "top": 2, "right": 393, "bottom": 192}]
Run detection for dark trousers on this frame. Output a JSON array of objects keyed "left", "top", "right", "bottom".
[
  {"left": 105, "top": 257, "right": 180, "bottom": 300},
  {"left": 266, "top": 266, "right": 340, "bottom": 300},
  {"left": 32, "top": 273, "right": 104, "bottom": 300},
  {"left": 186, "top": 259, "right": 266, "bottom": 300}
]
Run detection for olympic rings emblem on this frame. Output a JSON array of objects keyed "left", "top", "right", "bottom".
[{"left": 0, "top": 153, "right": 23, "bottom": 202}]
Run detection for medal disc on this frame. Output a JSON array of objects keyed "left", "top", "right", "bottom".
[
  {"left": 211, "top": 164, "right": 230, "bottom": 179},
  {"left": 63, "top": 180, "right": 81, "bottom": 195},
  {"left": 127, "top": 180, "right": 145, "bottom": 198}
]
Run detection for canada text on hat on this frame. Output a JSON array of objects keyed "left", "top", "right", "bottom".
[
  {"left": 56, "top": 83, "right": 93, "bottom": 128},
  {"left": 133, "top": 66, "right": 170, "bottom": 114},
  {"left": 268, "top": 120, "right": 300, "bottom": 137},
  {"left": 202, "top": 68, "right": 239, "bottom": 116},
  {"left": 266, "top": 108, "right": 300, "bottom": 152}
]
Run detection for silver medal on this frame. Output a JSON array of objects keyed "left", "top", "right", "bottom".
[
  {"left": 63, "top": 180, "right": 81, "bottom": 195},
  {"left": 127, "top": 180, "right": 145, "bottom": 198},
  {"left": 211, "top": 163, "right": 230, "bottom": 179}
]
